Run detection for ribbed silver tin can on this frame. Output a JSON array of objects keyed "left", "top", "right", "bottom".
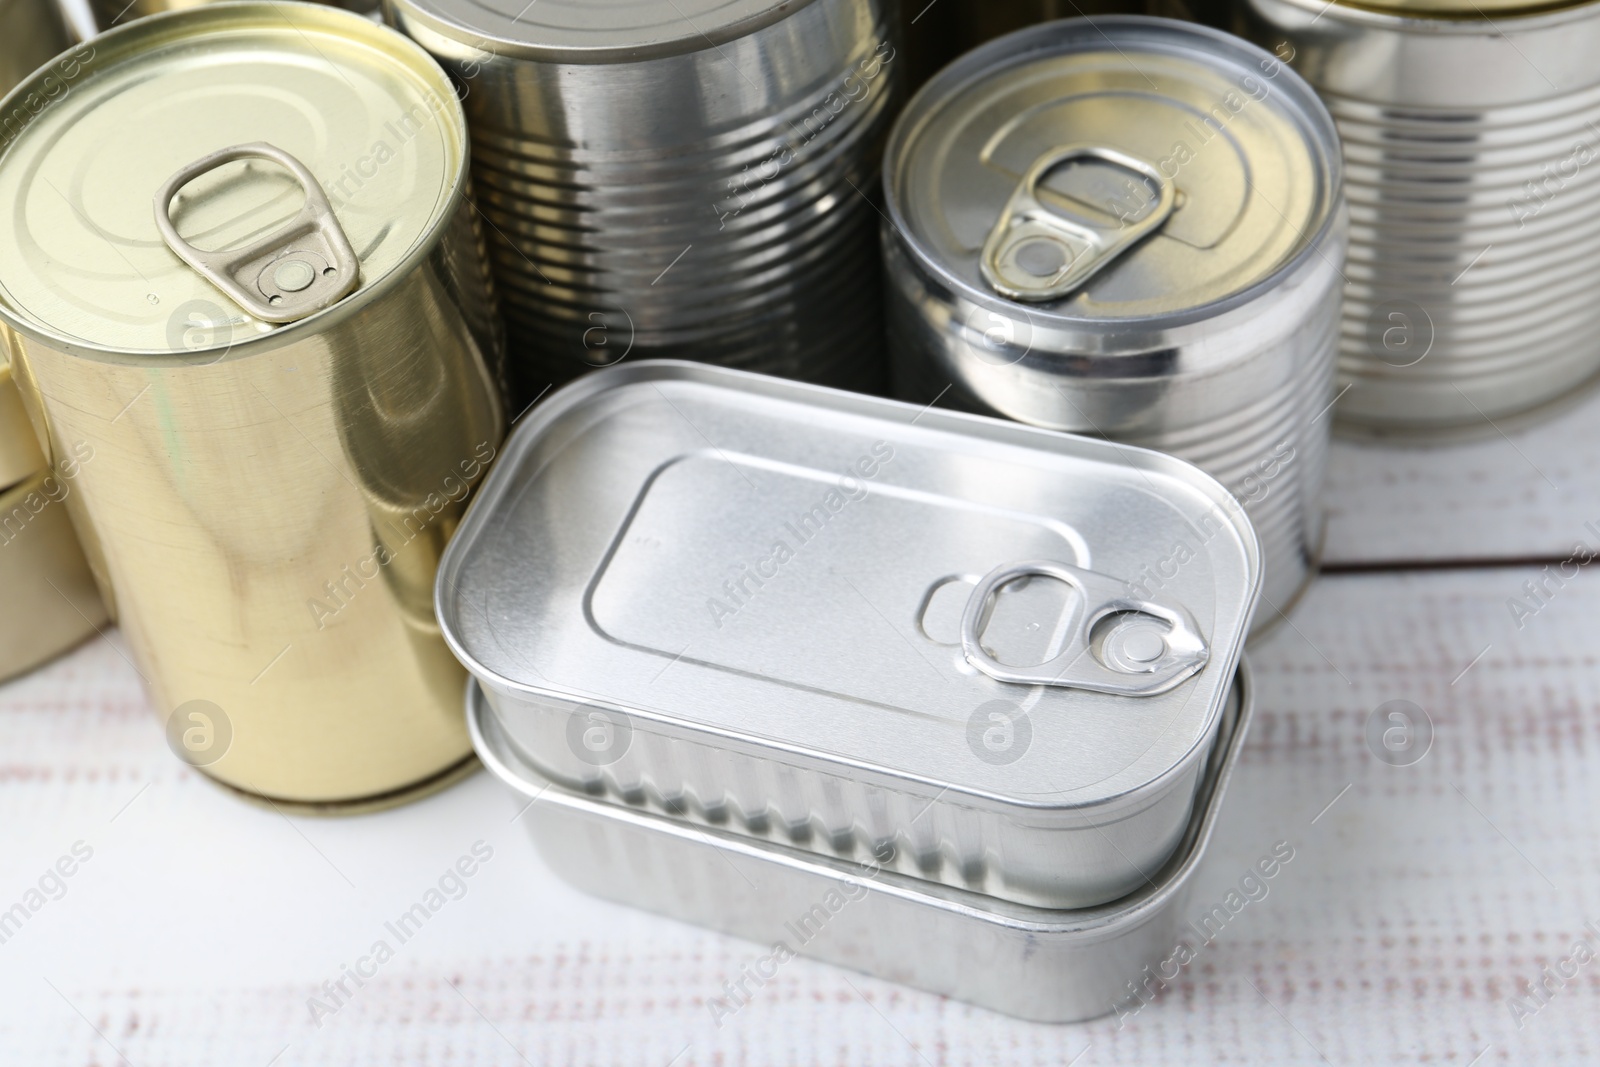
[
  {"left": 882, "top": 17, "right": 1345, "bottom": 631},
  {"left": 385, "top": 0, "right": 901, "bottom": 403},
  {"left": 1241, "top": 0, "right": 1600, "bottom": 432}
]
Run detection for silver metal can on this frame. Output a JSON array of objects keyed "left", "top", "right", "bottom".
[
  {"left": 882, "top": 17, "right": 1345, "bottom": 631},
  {"left": 1241, "top": 0, "right": 1600, "bottom": 432},
  {"left": 438, "top": 361, "right": 1260, "bottom": 909},
  {"left": 384, "top": 0, "right": 902, "bottom": 403},
  {"left": 470, "top": 660, "right": 1253, "bottom": 1023}
]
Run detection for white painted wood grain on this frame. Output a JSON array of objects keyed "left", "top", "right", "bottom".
[
  {"left": 1323, "top": 387, "right": 1600, "bottom": 566},
  {"left": 1, "top": 563, "right": 1595, "bottom": 1065}
]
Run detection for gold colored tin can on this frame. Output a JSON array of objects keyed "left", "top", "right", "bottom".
[
  {"left": 0, "top": 465, "right": 109, "bottom": 683},
  {"left": 0, "top": 3, "right": 506, "bottom": 809},
  {"left": 0, "top": 357, "right": 45, "bottom": 491}
]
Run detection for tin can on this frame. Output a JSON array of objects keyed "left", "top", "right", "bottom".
[
  {"left": 438, "top": 361, "right": 1260, "bottom": 909},
  {"left": 471, "top": 660, "right": 1252, "bottom": 1023},
  {"left": 0, "top": 0, "right": 72, "bottom": 98},
  {"left": 0, "top": 3, "right": 505, "bottom": 809},
  {"left": 0, "top": 469, "right": 109, "bottom": 683},
  {"left": 882, "top": 17, "right": 1344, "bottom": 632},
  {"left": 1241, "top": 0, "right": 1600, "bottom": 432},
  {"left": 385, "top": 0, "right": 902, "bottom": 404},
  {"left": 0, "top": 354, "right": 108, "bottom": 681}
]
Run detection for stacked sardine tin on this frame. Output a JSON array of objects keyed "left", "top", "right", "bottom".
[{"left": 386, "top": 0, "right": 901, "bottom": 402}]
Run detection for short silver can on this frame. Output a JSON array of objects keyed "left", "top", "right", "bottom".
[
  {"left": 882, "top": 17, "right": 1345, "bottom": 632},
  {"left": 1240, "top": 0, "right": 1600, "bottom": 433},
  {"left": 437, "top": 361, "right": 1261, "bottom": 909},
  {"left": 470, "top": 660, "right": 1253, "bottom": 1023}
]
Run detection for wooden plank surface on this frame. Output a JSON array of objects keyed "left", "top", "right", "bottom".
[
  {"left": 1323, "top": 386, "right": 1600, "bottom": 567},
  {"left": 2, "top": 560, "right": 1595, "bottom": 1065}
]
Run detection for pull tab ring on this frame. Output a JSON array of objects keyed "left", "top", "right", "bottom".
[
  {"left": 979, "top": 146, "right": 1175, "bottom": 304},
  {"left": 153, "top": 142, "right": 360, "bottom": 325},
  {"left": 959, "top": 560, "right": 1208, "bottom": 696}
]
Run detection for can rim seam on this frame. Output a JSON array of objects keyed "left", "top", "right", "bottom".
[{"left": 881, "top": 15, "right": 1346, "bottom": 337}]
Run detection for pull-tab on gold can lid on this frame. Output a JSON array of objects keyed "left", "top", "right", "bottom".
[
  {"left": 887, "top": 18, "right": 1341, "bottom": 325},
  {"left": 0, "top": 3, "right": 465, "bottom": 356}
]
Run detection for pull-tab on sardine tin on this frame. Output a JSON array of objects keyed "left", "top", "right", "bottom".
[{"left": 438, "top": 361, "right": 1262, "bottom": 910}]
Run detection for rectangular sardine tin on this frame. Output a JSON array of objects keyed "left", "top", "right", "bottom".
[
  {"left": 437, "top": 360, "right": 1260, "bottom": 908},
  {"left": 468, "top": 664, "right": 1253, "bottom": 1023}
]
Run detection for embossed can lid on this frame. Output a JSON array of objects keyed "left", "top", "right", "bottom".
[{"left": 0, "top": 4, "right": 465, "bottom": 355}]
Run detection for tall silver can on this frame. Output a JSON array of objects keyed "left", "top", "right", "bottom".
[
  {"left": 1241, "top": 0, "right": 1600, "bottom": 433},
  {"left": 883, "top": 17, "right": 1345, "bottom": 632},
  {"left": 385, "top": 0, "right": 902, "bottom": 403}
]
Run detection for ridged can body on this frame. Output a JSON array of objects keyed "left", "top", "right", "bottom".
[
  {"left": 883, "top": 18, "right": 1346, "bottom": 630},
  {"left": 471, "top": 663, "right": 1253, "bottom": 1023},
  {"left": 0, "top": 5, "right": 505, "bottom": 808},
  {"left": 0, "top": 0, "right": 72, "bottom": 97},
  {"left": 385, "top": 0, "right": 901, "bottom": 403},
  {"left": 1241, "top": 0, "right": 1600, "bottom": 431}
]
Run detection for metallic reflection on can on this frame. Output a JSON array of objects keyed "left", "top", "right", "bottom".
[
  {"left": 883, "top": 18, "right": 1345, "bottom": 633},
  {"left": 1243, "top": 0, "right": 1600, "bottom": 432},
  {"left": 0, "top": 4, "right": 505, "bottom": 809},
  {"left": 386, "top": 0, "right": 902, "bottom": 403}
]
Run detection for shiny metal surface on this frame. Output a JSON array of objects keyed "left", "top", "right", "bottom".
[
  {"left": 1242, "top": 0, "right": 1600, "bottom": 430},
  {"left": 0, "top": 0, "right": 72, "bottom": 98},
  {"left": 438, "top": 360, "right": 1259, "bottom": 909},
  {"left": 386, "top": 0, "right": 900, "bottom": 403},
  {"left": 0, "top": 4, "right": 506, "bottom": 807},
  {"left": 0, "top": 466, "right": 108, "bottom": 683},
  {"left": 470, "top": 661, "right": 1252, "bottom": 1023},
  {"left": 883, "top": 17, "right": 1345, "bottom": 629}
]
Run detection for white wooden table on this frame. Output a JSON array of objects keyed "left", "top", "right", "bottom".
[{"left": 3, "top": 388, "right": 1598, "bottom": 1066}]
